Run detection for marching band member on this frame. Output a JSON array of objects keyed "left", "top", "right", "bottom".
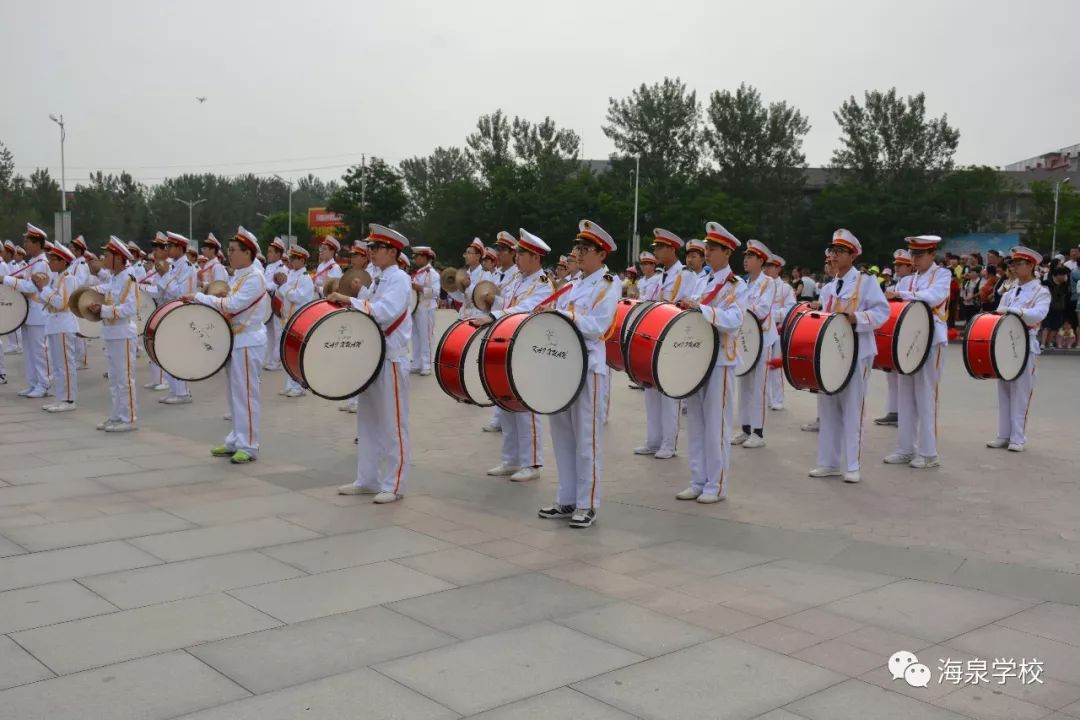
[
  {"left": 801, "top": 248, "right": 837, "bottom": 433},
  {"left": 71, "top": 235, "right": 93, "bottom": 380},
  {"left": 809, "top": 229, "right": 889, "bottom": 482},
  {"left": 481, "top": 246, "right": 497, "bottom": 278},
  {"left": 566, "top": 249, "right": 582, "bottom": 283},
  {"left": 764, "top": 253, "right": 796, "bottom": 411},
  {"left": 185, "top": 227, "right": 270, "bottom": 464},
  {"left": 676, "top": 222, "right": 747, "bottom": 502},
  {"left": 35, "top": 242, "right": 80, "bottom": 412},
  {"left": 199, "top": 233, "right": 228, "bottom": 289},
  {"left": 449, "top": 237, "right": 485, "bottom": 319},
  {"left": 4, "top": 224, "right": 51, "bottom": 398},
  {"left": 333, "top": 224, "right": 413, "bottom": 503},
  {"left": 6, "top": 243, "right": 28, "bottom": 355},
  {"left": 262, "top": 237, "right": 287, "bottom": 371},
  {"left": 89, "top": 237, "right": 139, "bottom": 432},
  {"left": 633, "top": 228, "right": 694, "bottom": 459},
  {"left": 484, "top": 229, "right": 553, "bottom": 483},
  {"left": 481, "top": 232, "right": 520, "bottom": 432},
  {"left": 685, "top": 239, "right": 709, "bottom": 295},
  {"left": 139, "top": 233, "right": 171, "bottom": 390},
  {"left": 158, "top": 232, "right": 197, "bottom": 404},
  {"left": 884, "top": 235, "right": 949, "bottom": 469},
  {"left": 733, "top": 239, "right": 777, "bottom": 448},
  {"left": 987, "top": 246, "right": 1050, "bottom": 452},
  {"left": 0, "top": 245, "right": 8, "bottom": 383},
  {"left": 874, "top": 249, "right": 914, "bottom": 426},
  {"left": 637, "top": 252, "right": 660, "bottom": 300},
  {"left": 538, "top": 219, "right": 619, "bottom": 528},
  {"left": 276, "top": 245, "right": 314, "bottom": 398},
  {"left": 410, "top": 246, "right": 440, "bottom": 376},
  {"left": 555, "top": 255, "right": 569, "bottom": 285},
  {"left": 312, "top": 236, "right": 343, "bottom": 297}
]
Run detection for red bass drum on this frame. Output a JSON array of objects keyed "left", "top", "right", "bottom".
[
  {"left": 962, "top": 311, "right": 1029, "bottom": 382},
  {"left": 434, "top": 318, "right": 494, "bottom": 406},
  {"left": 280, "top": 299, "right": 385, "bottom": 400},
  {"left": 623, "top": 302, "right": 718, "bottom": 399},
  {"left": 780, "top": 301, "right": 813, "bottom": 353},
  {"left": 783, "top": 310, "right": 858, "bottom": 395}
]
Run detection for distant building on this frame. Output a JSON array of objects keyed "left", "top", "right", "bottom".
[{"left": 1004, "top": 143, "right": 1080, "bottom": 172}]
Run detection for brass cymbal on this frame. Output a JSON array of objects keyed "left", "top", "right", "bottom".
[
  {"left": 206, "top": 280, "right": 229, "bottom": 297},
  {"left": 472, "top": 280, "right": 497, "bottom": 312},
  {"left": 70, "top": 286, "right": 105, "bottom": 322},
  {"left": 338, "top": 268, "right": 372, "bottom": 298},
  {"left": 441, "top": 267, "right": 461, "bottom": 292},
  {"left": 323, "top": 277, "right": 340, "bottom": 296}
]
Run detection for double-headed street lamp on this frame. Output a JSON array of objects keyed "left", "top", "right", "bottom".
[
  {"left": 174, "top": 197, "right": 206, "bottom": 241},
  {"left": 49, "top": 114, "right": 67, "bottom": 243},
  {"left": 273, "top": 175, "right": 296, "bottom": 241},
  {"left": 1052, "top": 177, "right": 1071, "bottom": 261}
]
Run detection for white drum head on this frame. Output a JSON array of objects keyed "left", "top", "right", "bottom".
[
  {"left": 463, "top": 324, "right": 494, "bottom": 406},
  {"left": 653, "top": 311, "right": 718, "bottom": 398},
  {"left": 301, "top": 309, "right": 384, "bottom": 399},
  {"left": 817, "top": 316, "right": 857, "bottom": 394},
  {"left": 153, "top": 303, "right": 233, "bottom": 381},
  {"left": 136, "top": 290, "right": 157, "bottom": 336},
  {"left": 893, "top": 301, "right": 933, "bottom": 375},
  {"left": 621, "top": 301, "right": 656, "bottom": 346},
  {"left": 0, "top": 284, "right": 29, "bottom": 335},
  {"left": 77, "top": 317, "right": 101, "bottom": 339},
  {"left": 508, "top": 313, "right": 586, "bottom": 414},
  {"left": 735, "top": 313, "right": 763, "bottom": 376},
  {"left": 993, "top": 313, "right": 1028, "bottom": 381}
]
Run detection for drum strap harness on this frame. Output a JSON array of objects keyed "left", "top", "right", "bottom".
[
  {"left": 826, "top": 273, "right": 864, "bottom": 315},
  {"left": 104, "top": 276, "right": 135, "bottom": 324},
  {"left": 700, "top": 272, "right": 740, "bottom": 360},
  {"left": 915, "top": 267, "right": 949, "bottom": 323},
  {"left": 9, "top": 256, "right": 45, "bottom": 304},
  {"left": 43, "top": 271, "right": 71, "bottom": 314}
]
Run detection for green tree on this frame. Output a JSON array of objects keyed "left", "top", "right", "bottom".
[
  {"left": 257, "top": 211, "right": 310, "bottom": 249},
  {"left": 603, "top": 77, "right": 702, "bottom": 180},
  {"left": 400, "top": 147, "right": 474, "bottom": 219},
  {"left": 327, "top": 157, "right": 408, "bottom": 237},
  {"left": 465, "top": 111, "right": 514, "bottom": 183},
  {"left": 1022, "top": 180, "right": 1079, "bottom": 252}
]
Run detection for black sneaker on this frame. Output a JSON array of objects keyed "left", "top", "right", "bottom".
[
  {"left": 538, "top": 504, "right": 575, "bottom": 520},
  {"left": 569, "top": 509, "right": 596, "bottom": 528},
  {"left": 873, "top": 412, "right": 898, "bottom": 426}
]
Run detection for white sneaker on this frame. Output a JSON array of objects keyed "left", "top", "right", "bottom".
[
  {"left": 76, "top": 363, "right": 89, "bottom": 370},
  {"left": 481, "top": 421, "right": 502, "bottom": 433},
  {"left": 26, "top": 388, "right": 45, "bottom": 399},
  {"left": 263, "top": 363, "right": 281, "bottom": 371},
  {"left": 487, "top": 463, "right": 520, "bottom": 477},
  {"left": 731, "top": 432, "right": 749, "bottom": 445},
  {"left": 741, "top": 435, "right": 766, "bottom": 448},
  {"left": 96, "top": 418, "right": 116, "bottom": 430},
  {"left": 47, "top": 402, "right": 77, "bottom": 413},
  {"left": 41, "top": 403, "right": 60, "bottom": 411},
  {"left": 509, "top": 467, "right": 539, "bottom": 482},
  {"left": 675, "top": 487, "right": 702, "bottom": 501},
  {"left": 909, "top": 455, "right": 940, "bottom": 469},
  {"left": 347, "top": 404, "right": 357, "bottom": 413},
  {"left": 843, "top": 471, "right": 861, "bottom": 483},
  {"left": 337, "top": 484, "right": 377, "bottom": 495},
  {"left": 419, "top": 369, "right": 431, "bottom": 376},
  {"left": 16, "top": 388, "right": 33, "bottom": 397},
  {"left": 986, "top": 438, "right": 1009, "bottom": 449},
  {"left": 883, "top": 453, "right": 914, "bottom": 464},
  {"left": 338, "top": 401, "right": 352, "bottom": 411},
  {"left": 1007, "top": 443, "right": 1025, "bottom": 453},
  {"left": 162, "top": 395, "right": 192, "bottom": 405},
  {"left": 373, "top": 492, "right": 400, "bottom": 504},
  {"left": 808, "top": 467, "right": 842, "bottom": 478},
  {"left": 653, "top": 448, "right": 675, "bottom": 459},
  {"left": 800, "top": 420, "right": 819, "bottom": 432},
  {"left": 223, "top": 413, "right": 232, "bottom": 421},
  {"left": 770, "top": 403, "right": 784, "bottom": 411},
  {"left": 142, "top": 381, "right": 158, "bottom": 389},
  {"left": 105, "top": 422, "right": 138, "bottom": 433},
  {"left": 696, "top": 493, "right": 724, "bottom": 504},
  {"left": 152, "top": 383, "right": 169, "bottom": 391},
  {"left": 284, "top": 388, "right": 305, "bottom": 398},
  {"left": 278, "top": 388, "right": 290, "bottom": 396},
  {"left": 633, "top": 445, "right": 659, "bottom": 455}
]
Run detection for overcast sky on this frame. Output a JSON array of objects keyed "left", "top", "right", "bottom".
[{"left": 3, "top": 0, "right": 1077, "bottom": 187}]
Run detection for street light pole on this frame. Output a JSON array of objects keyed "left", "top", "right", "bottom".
[
  {"left": 174, "top": 197, "right": 207, "bottom": 241},
  {"left": 1052, "top": 177, "right": 1071, "bottom": 260},
  {"left": 273, "top": 175, "right": 296, "bottom": 242},
  {"left": 631, "top": 155, "right": 640, "bottom": 264},
  {"left": 48, "top": 114, "right": 66, "bottom": 214}
]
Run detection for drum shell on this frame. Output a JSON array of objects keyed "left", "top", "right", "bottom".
[
  {"left": 873, "top": 300, "right": 932, "bottom": 374},
  {"left": 271, "top": 294, "right": 283, "bottom": 319},
  {"left": 434, "top": 318, "right": 494, "bottom": 406},
  {"left": 625, "top": 302, "right": 718, "bottom": 399},
  {"left": 0, "top": 284, "right": 30, "bottom": 336},
  {"left": 962, "top": 312, "right": 1029, "bottom": 382},
  {"left": 605, "top": 298, "right": 640, "bottom": 371},
  {"left": 281, "top": 299, "right": 385, "bottom": 400},
  {"left": 143, "top": 300, "right": 233, "bottom": 381},
  {"left": 480, "top": 314, "right": 530, "bottom": 413},
  {"left": 783, "top": 311, "right": 858, "bottom": 395},
  {"left": 780, "top": 302, "right": 812, "bottom": 353}
]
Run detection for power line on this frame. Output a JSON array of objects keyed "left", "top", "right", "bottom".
[
  {"left": 12, "top": 150, "right": 379, "bottom": 172},
  {"left": 20, "top": 162, "right": 360, "bottom": 184}
]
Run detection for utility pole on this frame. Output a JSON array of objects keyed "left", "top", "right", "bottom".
[
  {"left": 49, "top": 114, "right": 69, "bottom": 243},
  {"left": 631, "top": 155, "right": 641, "bottom": 265},
  {"left": 1052, "top": 177, "right": 1071, "bottom": 260},
  {"left": 360, "top": 154, "right": 367, "bottom": 232},
  {"left": 174, "top": 197, "right": 207, "bottom": 241}
]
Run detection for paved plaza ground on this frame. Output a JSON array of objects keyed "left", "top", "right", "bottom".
[{"left": 1, "top": 310, "right": 1078, "bottom": 720}]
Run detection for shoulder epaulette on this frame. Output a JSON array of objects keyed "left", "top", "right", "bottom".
[
  {"left": 603, "top": 273, "right": 613, "bottom": 282},
  {"left": 727, "top": 273, "right": 739, "bottom": 285},
  {"left": 539, "top": 275, "right": 547, "bottom": 283}
]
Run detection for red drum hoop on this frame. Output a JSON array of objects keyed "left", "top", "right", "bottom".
[
  {"left": 873, "top": 300, "right": 933, "bottom": 374},
  {"left": 606, "top": 298, "right": 641, "bottom": 371},
  {"left": 783, "top": 310, "right": 858, "bottom": 395},
  {"left": 479, "top": 311, "right": 587, "bottom": 414},
  {"left": 0, "top": 284, "right": 29, "bottom": 336},
  {"left": 962, "top": 311, "right": 1029, "bottom": 381},
  {"left": 143, "top": 300, "right": 233, "bottom": 381},
  {"left": 434, "top": 318, "right": 495, "bottom": 406},
  {"left": 280, "top": 299, "right": 385, "bottom": 400},
  {"left": 135, "top": 286, "right": 157, "bottom": 336},
  {"left": 780, "top": 301, "right": 812, "bottom": 353},
  {"left": 624, "top": 302, "right": 718, "bottom": 399}
]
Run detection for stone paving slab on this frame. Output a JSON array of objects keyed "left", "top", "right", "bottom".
[
  {"left": 0, "top": 580, "right": 117, "bottom": 634},
  {"left": 0, "top": 540, "right": 161, "bottom": 592}
]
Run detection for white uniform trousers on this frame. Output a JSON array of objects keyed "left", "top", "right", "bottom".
[
  {"left": 817, "top": 357, "right": 872, "bottom": 473},
  {"left": 105, "top": 338, "right": 138, "bottom": 423},
  {"left": 21, "top": 325, "right": 49, "bottom": 392},
  {"left": 738, "top": 356, "right": 768, "bottom": 432},
  {"left": 0, "top": 335, "right": 5, "bottom": 377},
  {"left": 264, "top": 317, "right": 281, "bottom": 368},
  {"left": 550, "top": 371, "right": 606, "bottom": 510},
  {"left": 5, "top": 328, "right": 23, "bottom": 352},
  {"left": 75, "top": 336, "right": 88, "bottom": 367},
  {"left": 643, "top": 387, "right": 680, "bottom": 453},
  {"left": 885, "top": 370, "right": 898, "bottom": 414},
  {"left": 501, "top": 410, "right": 543, "bottom": 468},
  {"left": 766, "top": 340, "right": 784, "bottom": 408},
  {"left": 489, "top": 406, "right": 504, "bottom": 430},
  {"left": 223, "top": 345, "right": 263, "bottom": 456},
  {"left": 353, "top": 360, "right": 410, "bottom": 494},
  {"left": 148, "top": 359, "right": 166, "bottom": 386},
  {"left": 47, "top": 332, "right": 78, "bottom": 403},
  {"left": 996, "top": 354, "right": 1037, "bottom": 446},
  {"left": 167, "top": 373, "right": 190, "bottom": 398},
  {"left": 895, "top": 344, "right": 944, "bottom": 458},
  {"left": 686, "top": 365, "right": 734, "bottom": 497},
  {"left": 602, "top": 372, "right": 611, "bottom": 425},
  {"left": 410, "top": 308, "right": 435, "bottom": 372}
]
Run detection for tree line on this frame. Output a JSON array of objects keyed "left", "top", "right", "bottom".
[{"left": 3, "top": 79, "right": 1077, "bottom": 269}]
